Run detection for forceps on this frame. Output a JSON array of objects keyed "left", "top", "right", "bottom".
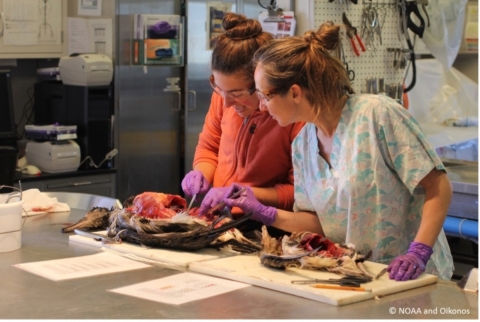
[
  {"left": 187, "top": 193, "right": 196, "bottom": 212},
  {"left": 291, "top": 277, "right": 363, "bottom": 287}
]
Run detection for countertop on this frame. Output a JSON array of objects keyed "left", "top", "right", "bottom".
[
  {"left": 14, "top": 168, "right": 117, "bottom": 183},
  {"left": 0, "top": 208, "right": 478, "bottom": 319}
]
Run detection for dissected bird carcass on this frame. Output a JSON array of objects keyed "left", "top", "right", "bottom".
[
  {"left": 259, "top": 226, "right": 374, "bottom": 280},
  {"left": 62, "top": 192, "right": 261, "bottom": 253}
]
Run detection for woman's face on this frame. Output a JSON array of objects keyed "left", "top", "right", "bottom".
[
  {"left": 211, "top": 71, "right": 259, "bottom": 118},
  {"left": 254, "top": 64, "right": 297, "bottom": 127}
]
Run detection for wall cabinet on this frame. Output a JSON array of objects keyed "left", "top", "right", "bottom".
[
  {"left": 0, "top": 0, "right": 67, "bottom": 59},
  {"left": 14, "top": 171, "right": 117, "bottom": 198}
]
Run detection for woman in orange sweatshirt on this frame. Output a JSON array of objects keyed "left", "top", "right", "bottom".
[{"left": 181, "top": 12, "right": 304, "bottom": 216}]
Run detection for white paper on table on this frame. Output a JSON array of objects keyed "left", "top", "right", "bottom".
[
  {"left": 14, "top": 252, "right": 151, "bottom": 281},
  {"left": 109, "top": 272, "right": 250, "bottom": 305}
]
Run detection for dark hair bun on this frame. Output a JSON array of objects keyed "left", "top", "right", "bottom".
[{"left": 222, "top": 12, "right": 262, "bottom": 40}]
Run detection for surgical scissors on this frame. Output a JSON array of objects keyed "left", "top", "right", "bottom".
[
  {"left": 339, "top": 35, "right": 355, "bottom": 81},
  {"left": 344, "top": 62, "right": 355, "bottom": 82},
  {"left": 291, "top": 278, "right": 361, "bottom": 287}
]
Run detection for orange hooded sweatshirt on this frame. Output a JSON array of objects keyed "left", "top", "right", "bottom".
[{"left": 193, "top": 93, "right": 305, "bottom": 211}]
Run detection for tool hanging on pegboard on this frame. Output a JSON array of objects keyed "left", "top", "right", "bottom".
[
  {"left": 343, "top": 12, "right": 366, "bottom": 56},
  {"left": 397, "top": 0, "right": 430, "bottom": 93},
  {"left": 314, "top": 0, "right": 429, "bottom": 104}
]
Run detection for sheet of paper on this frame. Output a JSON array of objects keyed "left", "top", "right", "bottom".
[
  {"left": 78, "top": 0, "right": 102, "bottom": 16},
  {"left": 67, "top": 17, "right": 113, "bottom": 56},
  {"left": 259, "top": 11, "right": 296, "bottom": 39},
  {"left": 68, "top": 17, "right": 91, "bottom": 55},
  {"left": 109, "top": 272, "right": 250, "bottom": 305},
  {"left": 14, "top": 252, "right": 151, "bottom": 281},
  {"left": 3, "top": 0, "right": 62, "bottom": 46},
  {"left": 87, "top": 19, "right": 113, "bottom": 56},
  {"left": 37, "top": 0, "right": 63, "bottom": 45},
  {"left": 3, "top": 0, "right": 38, "bottom": 46}
]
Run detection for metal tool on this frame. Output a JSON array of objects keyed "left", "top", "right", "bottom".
[
  {"left": 339, "top": 33, "right": 355, "bottom": 82},
  {"left": 187, "top": 193, "right": 196, "bottom": 212},
  {"left": 366, "top": 77, "right": 374, "bottom": 94},
  {"left": 204, "top": 188, "right": 246, "bottom": 216},
  {"left": 291, "top": 278, "right": 361, "bottom": 287},
  {"left": 342, "top": 12, "right": 366, "bottom": 57},
  {"left": 397, "top": 82, "right": 404, "bottom": 101},
  {"left": 378, "top": 77, "right": 384, "bottom": 94},
  {"left": 309, "top": 284, "right": 372, "bottom": 292},
  {"left": 291, "top": 275, "right": 370, "bottom": 287},
  {"left": 375, "top": 267, "right": 388, "bottom": 280},
  {"left": 371, "top": 76, "right": 378, "bottom": 94}
]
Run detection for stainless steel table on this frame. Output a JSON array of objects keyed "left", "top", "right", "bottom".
[{"left": 1, "top": 208, "right": 478, "bottom": 319}]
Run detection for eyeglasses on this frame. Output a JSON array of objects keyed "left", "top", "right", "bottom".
[
  {"left": 210, "top": 75, "right": 255, "bottom": 100},
  {"left": 256, "top": 88, "right": 279, "bottom": 103}
]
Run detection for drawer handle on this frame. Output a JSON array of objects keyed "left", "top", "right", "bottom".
[{"left": 72, "top": 181, "right": 92, "bottom": 186}]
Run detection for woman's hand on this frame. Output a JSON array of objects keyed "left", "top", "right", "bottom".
[
  {"left": 223, "top": 183, "right": 277, "bottom": 226},
  {"left": 198, "top": 187, "right": 230, "bottom": 216},
  {"left": 181, "top": 170, "right": 210, "bottom": 198},
  {"left": 387, "top": 241, "right": 433, "bottom": 281}
]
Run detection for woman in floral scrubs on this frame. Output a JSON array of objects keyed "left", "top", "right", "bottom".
[{"left": 220, "top": 22, "right": 454, "bottom": 281}]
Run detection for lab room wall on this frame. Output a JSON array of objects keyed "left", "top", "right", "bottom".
[
  {"left": 292, "top": 0, "right": 478, "bottom": 84},
  {"left": 1, "top": 0, "right": 478, "bottom": 154},
  {"left": 2, "top": 0, "right": 116, "bottom": 155}
]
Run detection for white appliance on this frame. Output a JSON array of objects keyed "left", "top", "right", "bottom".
[
  {"left": 58, "top": 54, "right": 113, "bottom": 86},
  {"left": 26, "top": 140, "right": 81, "bottom": 173}
]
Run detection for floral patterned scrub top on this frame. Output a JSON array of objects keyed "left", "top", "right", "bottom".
[{"left": 292, "top": 94, "right": 454, "bottom": 280}]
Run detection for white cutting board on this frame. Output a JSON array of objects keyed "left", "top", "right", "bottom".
[
  {"left": 69, "top": 231, "right": 236, "bottom": 268},
  {"left": 189, "top": 255, "right": 438, "bottom": 306}
]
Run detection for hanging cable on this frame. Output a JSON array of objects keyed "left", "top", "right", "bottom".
[
  {"left": 78, "top": 149, "right": 118, "bottom": 169},
  {"left": 258, "top": 0, "right": 277, "bottom": 10}
]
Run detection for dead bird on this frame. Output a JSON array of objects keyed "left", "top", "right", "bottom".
[
  {"left": 210, "top": 228, "right": 262, "bottom": 253},
  {"left": 259, "top": 247, "right": 321, "bottom": 270},
  {"left": 111, "top": 212, "right": 256, "bottom": 252},
  {"left": 126, "top": 192, "right": 187, "bottom": 219},
  {"left": 258, "top": 226, "right": 373, "bottom": 279},
  {"left": 63, "top": 192, "right": 261, "bottom": 253},
  {"left": 61, "top": 207, "right": 117, "bottom": 233}
]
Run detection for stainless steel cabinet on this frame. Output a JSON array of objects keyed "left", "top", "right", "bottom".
[{"left": 14, "top": 172, "right": 117, "bottom": 198}]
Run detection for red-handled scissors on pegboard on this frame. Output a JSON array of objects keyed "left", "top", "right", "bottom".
[{"left": 342, "top": 12, "right": 366, "bottom": 57}]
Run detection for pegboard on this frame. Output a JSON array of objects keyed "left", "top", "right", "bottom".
[{"left": 313, "top": 0, "right": 409, "bottom": 95}]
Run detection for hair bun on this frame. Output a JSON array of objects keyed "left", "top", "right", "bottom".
[
  {"left": 222, "top": 12, "right": 263, "bottom": 40},
  {"left": 302, "top": 22, "right": 340, "bottom": 51}
]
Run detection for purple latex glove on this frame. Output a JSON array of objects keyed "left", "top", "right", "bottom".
[
  {"left": 223, "top": 183, "right": 277, "bottom": 226},
  {"left": 181, "top": 170, "right": 209, "bottom": 198},
  {"left": 198, "top": 187, "right": 231, "bottom": 216},
  {"left": 387, "top": 241, "right": 433, "bottom": 281}
]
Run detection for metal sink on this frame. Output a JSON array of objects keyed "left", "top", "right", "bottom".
[
  {"left": 441, "top": 158, "right": 478, "bottom": 221},
  {"left": 442, "top": 158, "right": 478, "bottom": 189},
  {"left": 441, "top": 158, "right": 478, "bottom": 169}
]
